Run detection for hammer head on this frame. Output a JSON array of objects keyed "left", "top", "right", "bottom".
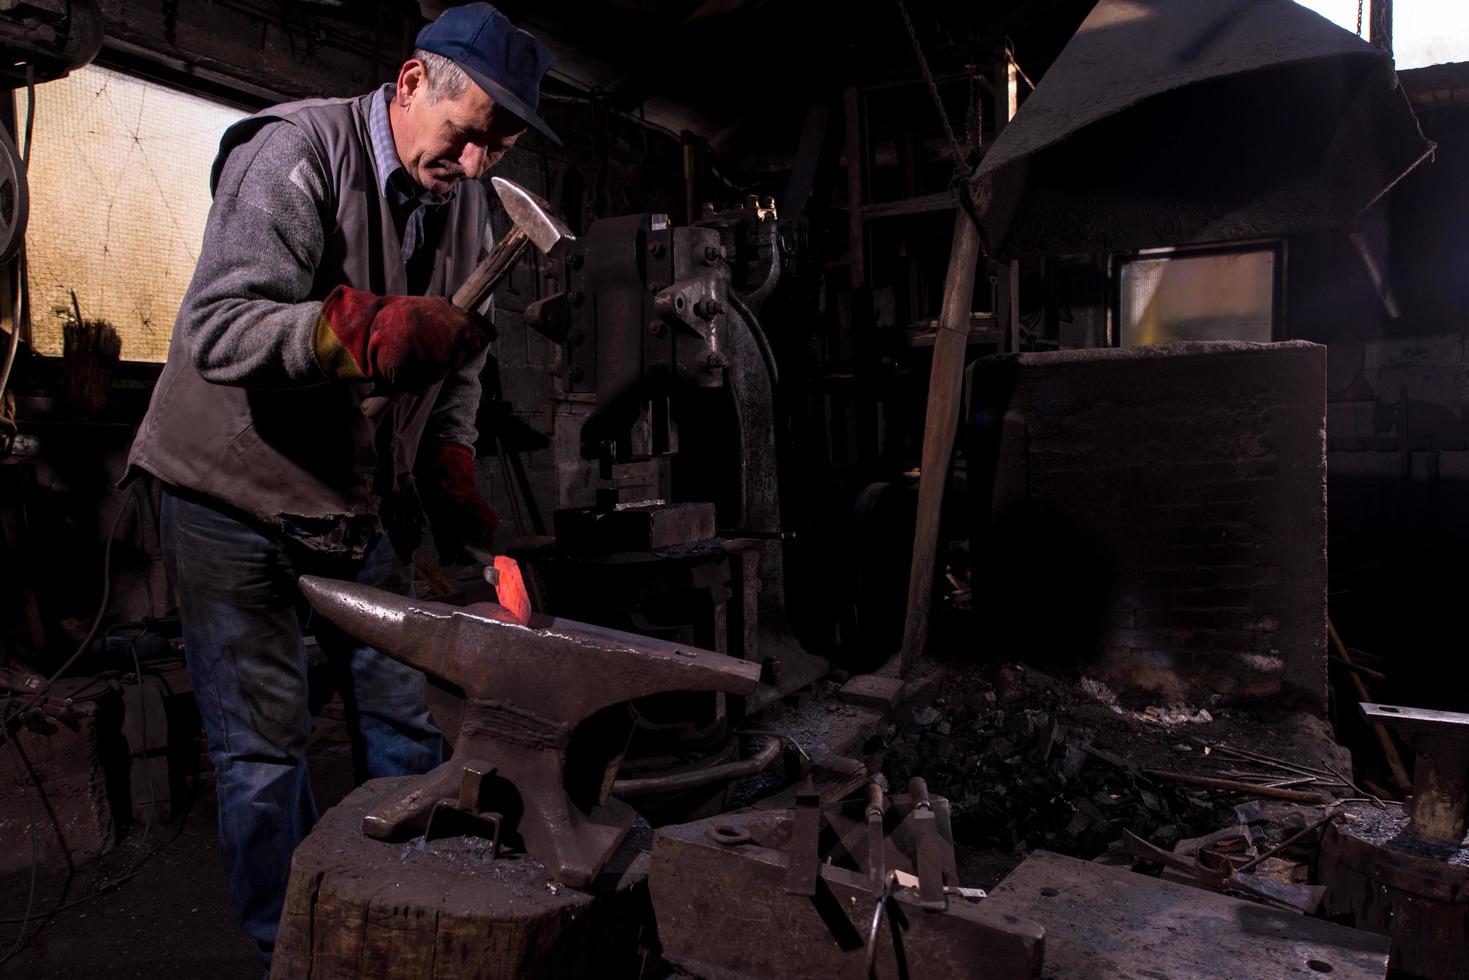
[{"left": 491, "top": 176, "right": 575, "bottom": 259}]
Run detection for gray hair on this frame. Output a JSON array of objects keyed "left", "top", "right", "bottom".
[{"left": 414, "top": 48, "right": 471, "bottom": 102}]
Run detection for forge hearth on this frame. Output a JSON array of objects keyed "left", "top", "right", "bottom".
[{"left": 967, "top": 341, "right": 1327, "bottom": 709}]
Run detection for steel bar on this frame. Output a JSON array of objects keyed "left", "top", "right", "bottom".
[
  {"left": 1142, "top": 769, "right": 1332, "bottom": 804},
  {"left": 611, "top": 735, "right": 781, "bottom": 799}
]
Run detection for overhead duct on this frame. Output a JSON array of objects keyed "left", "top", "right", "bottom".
[{"left": 967, "top": 0, "right": 1435, "bottom": 256}]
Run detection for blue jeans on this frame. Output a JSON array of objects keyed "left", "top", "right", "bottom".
[{"left": 160, "top": 486, "right": 442, "bottom": 971}]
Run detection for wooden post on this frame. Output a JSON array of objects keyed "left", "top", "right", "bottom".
[
  {"left": 1369, "top": 0, "right": 1392, "bottom": 57},
  {"left": 843, "top": 85, "right": 864, "bottom": 289},
  {"left": 898, "top": 212, "right": 982, "bottom": 673},
  {"left": 681, "top": 130, "right": 706, "bottom": 225},
  {"left": 897, "top": 48, "right": 1015, "bottom": 673},
  {"left": 995, "top": 48, "right": 1020, "bottom": 353}
]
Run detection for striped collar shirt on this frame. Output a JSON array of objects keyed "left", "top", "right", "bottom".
[{"left": 367, "top": 83, "right": 453, "bottom": 273}]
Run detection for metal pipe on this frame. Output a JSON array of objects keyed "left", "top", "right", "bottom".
[
  {"left": 726, "top": 289, "right": 779, "bottom": 388},
  {"left": 611, "top": 734, "right": 782, "bottom": 799}
]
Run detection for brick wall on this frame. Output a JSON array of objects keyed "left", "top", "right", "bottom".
[{"left": 967, "top": 341, "right": 1327, "bottom": 709}]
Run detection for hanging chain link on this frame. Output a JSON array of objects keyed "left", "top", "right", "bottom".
[
  {"left": 1357, "top": 0, "right": 1365, "bottom": 36},
  {"left": 894, "top": 0, "right": 974, "bottom": 178}
]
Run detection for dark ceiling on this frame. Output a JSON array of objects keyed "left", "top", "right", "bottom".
[{"left": 288, "top": 0, "right": 1098, "bottom": 148}]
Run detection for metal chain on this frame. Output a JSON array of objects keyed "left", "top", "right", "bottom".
[
  {"left": 1357, "top": 0, "right": 1364, "bottom": 36},
  {"left": 894, "top": 0, "right": 973, "bottom": 177}
]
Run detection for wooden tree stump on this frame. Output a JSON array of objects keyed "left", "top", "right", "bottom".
[{"left": 271, "top": 776, "right": 652, "bottom": 980}]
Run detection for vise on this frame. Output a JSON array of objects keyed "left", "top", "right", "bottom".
[{"left": 298, "top": 575, "right": 760, "bottom": 887}]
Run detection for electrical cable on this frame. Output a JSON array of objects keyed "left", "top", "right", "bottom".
[
  {"left": 1, "top": 484, "right": 134, "bottom": 732},
  {"left": 0, "top": 490, "right": 160, "bottom": 963},
  {"left": 0, "top": 729, "right": 39, "bottom": 966},
  {"left": 726, "top": 290, "right": 780, "bottom": 389},
  {"left": 0, "top": 65, "right": 35, "bottom": 417},
  {"left": 0, "top": 807, "right": 192, "bottom": 926}
]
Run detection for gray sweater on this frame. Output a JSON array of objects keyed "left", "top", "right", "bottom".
[{"left": 178, "top": 120, "right": 487, "bottom": 449}]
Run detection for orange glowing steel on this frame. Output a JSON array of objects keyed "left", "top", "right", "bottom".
[{"left": 492, "top": 555, "right": 533, "bottom": 626}]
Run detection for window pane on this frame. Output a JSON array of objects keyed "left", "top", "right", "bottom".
[
  {"left": 1393, "top": 0, "right": 1469, "bottom": 69},
  {"left": 1119, "top": 249, "right": 1276, "bottom": 347},
  {"left": 18, "top": 65, "right": 247, "bottom": 362},
  {"left": 1289, "top": 0, "right": 1365, "bottom": 35}
]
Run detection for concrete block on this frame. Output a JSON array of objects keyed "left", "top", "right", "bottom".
[
  {"left": 836, "top": 674, "right": 906, "bottom": 710},
  {"left": 0, "top": 683, "right": 122, "bottom": 875}
]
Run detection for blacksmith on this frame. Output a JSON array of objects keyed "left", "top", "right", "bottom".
[{"left": 125, "top": 3, "right": 557, "bottom": 968}]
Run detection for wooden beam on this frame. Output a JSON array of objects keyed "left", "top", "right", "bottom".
[
  {"left": 781, "top": 103, "right": 830, "bottom": 220},
  {"left": 861, "top": 191, "right": 956, "bottom": 220}
]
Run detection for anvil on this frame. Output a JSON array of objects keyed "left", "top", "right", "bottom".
[{"left": 298, "top": 576, "right": 761, "bottom": 886}]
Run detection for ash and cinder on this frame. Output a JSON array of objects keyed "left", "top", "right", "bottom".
[{"left": 880, "top": 659, "right": 1349, "bottom": 883}]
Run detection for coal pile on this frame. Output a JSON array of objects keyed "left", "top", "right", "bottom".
[{"left": 882, "top": 699, "right": 1234, "bottom": 860}]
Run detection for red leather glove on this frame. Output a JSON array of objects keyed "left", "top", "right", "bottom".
[
  {"left": 420, "top": 441, "right": 500, "bottom": 564},
  {"left": 313, "top": 284, "right": 490, "bottom": 390}
]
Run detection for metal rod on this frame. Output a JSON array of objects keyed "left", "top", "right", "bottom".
[
  {"left": 1236, "top": 813, "right": 1341, "bottom": 874},
  {"left": 611, "top": 734, "right": 782, "bottom": 799},
  {"left": 1142, "top": 769, "right": 1332, "bottom": 804}
]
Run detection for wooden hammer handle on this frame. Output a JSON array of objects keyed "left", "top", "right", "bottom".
[{"left": 451, "top": 224, "right": 530, "bottom": 311}]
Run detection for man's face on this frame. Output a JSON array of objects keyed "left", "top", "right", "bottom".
[{"left": 394, "top": 60, "right": 526, "bottom": 194}]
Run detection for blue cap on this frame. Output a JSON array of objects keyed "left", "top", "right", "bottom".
[{"left": 416, "top": 3, "right": 560, "bottom": 147}]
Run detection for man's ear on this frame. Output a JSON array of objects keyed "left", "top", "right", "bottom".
[{"left": 397, "top": 59, "right": 428, "bottom": 106}]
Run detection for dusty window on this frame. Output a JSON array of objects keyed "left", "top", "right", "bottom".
[
  {"left": 1117, "top": 245, "right": 1280, "bottom": 347},
  {"left": 17, "top": 64, "right": 247, "bottom": 363}
]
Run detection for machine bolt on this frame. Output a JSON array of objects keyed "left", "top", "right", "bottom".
[
  {"left": 701, "top": 244, "right": 727, "bottom": 265},
  {"left": 648, "top": 320, "right": 666, "bottom": 338},
  {"left": 695, "top": 298, "right": 725, "bottom": 319},
  {"left": 568, "top": 366, "right": 585, "bottom": 383},
  {"left": 567, "top": 253, "right": 584, "bottom": 270},
  {"left": 704, "top": 352, "right": 730, "bottom": 373},
  {"left": 569, "top": 328, "right": 586, "bottom": 346},
  {"left": 648, "top": 240, "right": 667, "bottom": 258},
  {"left": 567, "top": 289, "right": 584, "bottom": 307}
]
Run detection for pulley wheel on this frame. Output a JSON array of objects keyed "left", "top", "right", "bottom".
[{"left": 0, "top": 125, "right": 28, "bottom": 265}]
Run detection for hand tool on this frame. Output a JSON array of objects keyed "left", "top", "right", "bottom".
[
  {"left": 360, "top": 176, "right": 574, "bottom": 419},
  {"left": 866, "top": 780, "right": 886, "bottom": 887},
  {"left": 909, "top": 776, "right": 948, "bottom": 910},
  {"left": 450, "top": 176, "right": 575, "bottom": 313}
]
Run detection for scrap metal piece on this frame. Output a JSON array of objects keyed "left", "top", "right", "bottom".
[
  {"left": 298, "top": 575, "right": 760, "bottom": 887},
  {"left": 785, "top": 783, "right": 822, "bottom": 896},
  {"left": 909, "top": 777, "right": 948, "bottom": 911},
  {"left": 1360, "top": 702, "right": 1469, "bottom": 844}
]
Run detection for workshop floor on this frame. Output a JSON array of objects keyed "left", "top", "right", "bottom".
[{"left": 0, "top": 739, "right": 359, "bottom": 980}]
